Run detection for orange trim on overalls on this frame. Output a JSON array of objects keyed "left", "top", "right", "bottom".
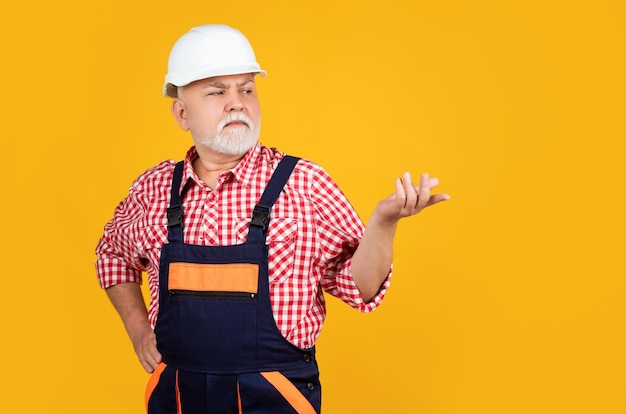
[
  {"left": 145, "top": 362, "right": 167, "bottom": 412},
  {"left": 237, "top": 382, "right": 243, "bottom": 414},
  {"left": 175, "top": 370, "right": 182, "bottom": 414},
  {"left": 168, "top": 262, "right": 259, "bottom": 293},
  {"left": 260, "top": 372, "right": 316, "bottom": 414}
]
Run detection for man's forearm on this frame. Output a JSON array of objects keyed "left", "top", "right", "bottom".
[
  {"left": 105, "top": 282, "right": 151, "bottom": 341},
  {"left": 351, "top": 215, "right": 397, "bottom": 302},
  {"left": 105, "top": 282, "right": 162, "bottom": 373}
]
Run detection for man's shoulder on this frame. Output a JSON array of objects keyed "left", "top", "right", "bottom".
[
  {"left": 293, "top": 157, "right": 322, "bottom": 172},
  {"left": 128, "top": 159, "right": 177, "bottom": 196},
  {"left": 258, "top": 145, "right": 322, "bottom": 174},
  {"left": 290, "top": 155, "right": 331, "bottom": 183}
]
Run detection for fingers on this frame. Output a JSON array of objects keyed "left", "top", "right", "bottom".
[
  {"left": 402, "top": 172, "right": 418, "bottom": 209},
  {"left": 395, "top": 177, "right": 406, "bottom": 207},
  {"left": 400, "top": 172, "right": 430, "bottom": 211},
  {"left": 142, "top": 347, "right": 162, "bottom": 373},
  {"left": 140, "top": 358, "right": 155, "bottom": 374},
  {"left": 134, "top": 330, "right": 162, "bottom": 373},
  {"left": 398, "top": 171, "right": 450, "bottom": 214},
  {"left": 140, "top": 349, "right": 162, "bottom": 373},
  {"left": 416, "top": 173, "right": 431, "bottom": 211},
  {"left": 427, "top": 193, "right": 452, "bottom": 207}
]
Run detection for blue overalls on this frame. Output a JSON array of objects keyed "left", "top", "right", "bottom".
[{"left": 145, "top": 156, "right": 321, "bottom": 414}]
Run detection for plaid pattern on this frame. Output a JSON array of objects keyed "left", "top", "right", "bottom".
[{"left": 95, "top": 142, "right": 391, "bottom": 348}]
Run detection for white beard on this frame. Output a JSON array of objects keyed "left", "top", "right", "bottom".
[{"left": 196, "top": 112, "right": 260, "bottom": 156}]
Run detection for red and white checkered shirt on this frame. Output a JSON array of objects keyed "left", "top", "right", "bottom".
[{"left": 95, "top": 142, "right": 391, "bottom": 348}]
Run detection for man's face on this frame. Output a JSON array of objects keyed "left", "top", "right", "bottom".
[{"left": 172, "top": 73, "right": 261, "bottom": 156}]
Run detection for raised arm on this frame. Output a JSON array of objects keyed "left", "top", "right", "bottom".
[{"left": 351, "top": 172, "right": 450, "bottom": 302}]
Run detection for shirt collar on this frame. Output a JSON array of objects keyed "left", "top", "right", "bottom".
[{"left": 179, "top": 142, "right": 263, "bottom": 195}]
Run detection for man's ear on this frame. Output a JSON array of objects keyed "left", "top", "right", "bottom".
[{"left": 171, "top": 98, "right": 189, "bottom": 131}]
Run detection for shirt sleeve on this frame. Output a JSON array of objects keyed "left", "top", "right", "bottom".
[
  {"left": 95, "top": 198, "right": 146, "bottom": 289},
  {"left": 94, "top": 161, "right": 174, "bottom": 289},
  {"left": 309, "top": 166, "right": 392, "bottom": 312}
]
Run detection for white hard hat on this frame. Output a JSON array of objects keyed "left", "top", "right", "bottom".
[{"left": 163, "top": 24, "right": 267, "bottom": 97}]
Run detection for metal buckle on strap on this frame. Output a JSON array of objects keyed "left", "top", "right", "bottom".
[
  {"left": 250, "top": 204, "right": 271, "bottom": 230},
  {"left": 167, "top": 204, "right": 184, "bottom": 228}
]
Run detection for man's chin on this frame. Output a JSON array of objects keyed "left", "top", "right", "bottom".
[{"left": 200, "top": 138, "right": 258, "bottom": 156}]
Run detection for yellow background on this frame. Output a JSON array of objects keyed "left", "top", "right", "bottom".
[{"left": 1, "top": 0, "right": 624, "bottom": 412}]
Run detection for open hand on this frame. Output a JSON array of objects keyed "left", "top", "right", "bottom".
[{"left": 375, "top": 172, "right": 450, "bottom": 224}]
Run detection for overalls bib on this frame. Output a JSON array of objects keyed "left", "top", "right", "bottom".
[{"left": 146, "top": 156, "right": 321, "bottom": 414}]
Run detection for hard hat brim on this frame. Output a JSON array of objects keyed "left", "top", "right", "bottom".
[{"left": 163, "top": 66, "right": 267, "bottom": 97}]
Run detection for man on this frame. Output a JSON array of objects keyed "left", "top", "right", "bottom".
[{"left": 96, "top": 24, "right": 449, "bottom": 413}]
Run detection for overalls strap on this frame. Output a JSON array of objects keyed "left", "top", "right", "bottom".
[
  {"left": 166, "top": 161, "right": 186, "bottom": 244},
  {"left": 248, "top": 155, "right": 300, "bottom": 243}
]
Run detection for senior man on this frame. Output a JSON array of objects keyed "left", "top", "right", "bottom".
[{"left": 95, "top": 24, "right": 449, "bottom": 414}]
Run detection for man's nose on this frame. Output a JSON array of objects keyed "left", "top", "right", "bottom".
[{"left": 227, "top": 92, "right": 244, "bottom": 111}]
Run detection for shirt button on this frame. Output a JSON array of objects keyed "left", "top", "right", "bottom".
[
  {"left": 303, "top": 354, "right": 311, "bottom": 362},
  {"left": 306, "top": 382, "right": 315, "bottom": 391}
]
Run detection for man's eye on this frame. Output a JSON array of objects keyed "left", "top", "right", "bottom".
[{"left": 208, "top": 91, "right": 224, "bottom": 96}]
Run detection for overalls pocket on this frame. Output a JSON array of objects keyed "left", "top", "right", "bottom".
[
  {"left": 237, "top": 217, "right": 298, "bottom": 285},
  {"left": 168, "top": 262, "right": 259, "bottom": 297},
  {"left": 162, "top": 262, "right": 260, "bottom": 372}
]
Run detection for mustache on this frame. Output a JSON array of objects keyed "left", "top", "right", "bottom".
[{"left": 217, "top": 112, "right": 253, "bottom": 131}]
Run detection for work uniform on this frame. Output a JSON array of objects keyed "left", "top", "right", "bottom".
[{"left": 145, "top": 156, "right": 321, "bottom": 413}]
